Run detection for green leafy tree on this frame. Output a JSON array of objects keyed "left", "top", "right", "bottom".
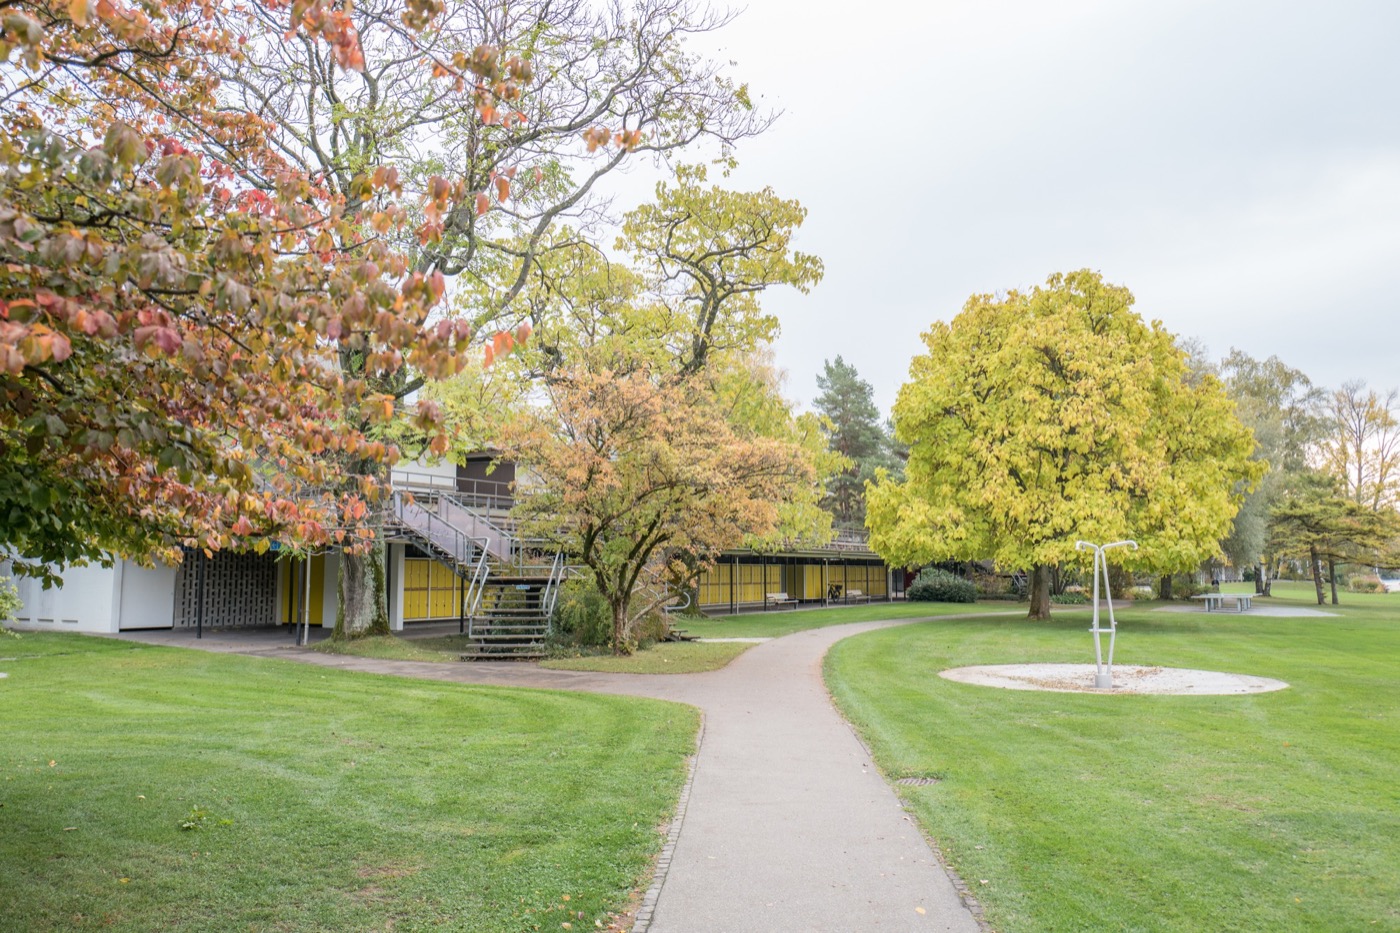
[
  {"left": 1269, "top": 470, "right": 1399, "bottom": 605},
  {"left": 812, "top": 356, "right": 896, "bottom": 525},
  {"left": 867, "top": 270, "right": 1263, "bottom": 620},
  {"left": 618, "top": 165, "right": 824, "bottom": 376},
  {"left": 1217, "top": 350, "right": 1329, "bottom": 594}
]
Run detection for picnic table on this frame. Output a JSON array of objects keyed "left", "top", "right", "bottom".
[{"left": 1191, "top": 593, "right": 1253, "bottom": 612}]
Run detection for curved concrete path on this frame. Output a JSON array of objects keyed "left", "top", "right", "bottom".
[{"left": 116, "top": 619, "right": 983, "bottom": 932}]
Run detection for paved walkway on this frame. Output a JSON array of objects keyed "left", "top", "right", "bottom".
[{"left": 116, "top": 620, "right": 983, "bottom": 932}]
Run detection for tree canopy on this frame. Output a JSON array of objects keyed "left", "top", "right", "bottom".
[
  {"left": 1319, "top": 381, "right": 1400, "bottom": 513},
  {"left": 471, "top": 174, "right": 829, "bottom": 650},
  {"left": 0, "top": 0, "right": 471, "bottom": 583},
  {"left": 812, "top": 356, "right": 896, "bottom": 526},
  {"left": 1269, "top": 468, "right": 1399, "bottom": 605},
  {"left": 1216, "top": 350, "right": 1328, "bottom": 593},
  {"left": 866, "top": 270, "right": 1262, "bottom": 618}
]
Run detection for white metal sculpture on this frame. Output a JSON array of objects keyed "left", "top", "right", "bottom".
[{"left": 1074, "top": 539, "right": 1139, "bottom": 689}]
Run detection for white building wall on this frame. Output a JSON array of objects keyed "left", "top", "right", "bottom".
[
  {"left": 115, "top": 562, "right": 177, "bottom": 630},
  {"left": 392, "top": 457, "right": 457, "bottom": 490},
  {"left": 5, "top": 562, "right": 119, "bottom": 633},
  {"left": 3, "top": 558, "right": 178, "bottom": 633}
]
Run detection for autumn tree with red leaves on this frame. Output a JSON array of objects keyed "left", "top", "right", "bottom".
[
  {"left": 0, "top": 0, "right": 473, "bottom": 592},
  {"left": 2, "top": 0, "right": 775, "bottom": 638}
]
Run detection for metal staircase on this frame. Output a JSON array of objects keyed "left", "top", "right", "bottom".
[
  {"left": 386, "top": 481, "right": 565, "bottom": 660},
  {"left": 460, "top": 549, "right": 566, "bottom": 660}
]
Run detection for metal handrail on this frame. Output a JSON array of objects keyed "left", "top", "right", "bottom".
[
  {"left": 390, "top": 491, "right": 488, "bottom": 570},
  {"left": 466, "top": 550, "right": 490, "bottom": 630},
  {"left": 540, "top": 552, "right": 566, "bottom": 624},
  {"left": 393, "top": 469, "right": 515, "bottom": 511}
]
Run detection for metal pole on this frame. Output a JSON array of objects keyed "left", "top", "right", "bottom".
[
  {"left": 459, "top": 571, "right": 466, "bottom": 635},
  {"left": 289, "top": 559, "right": 301, "bottom": 641},
  {"left": 195, "top": 552, "right": 206, "bottom": 639},
  {"left": 729, "top": 554, "right": 735, "bottom": 615},
  {"left": 300, "top": 553, "right": 313, "bottom": 647}
]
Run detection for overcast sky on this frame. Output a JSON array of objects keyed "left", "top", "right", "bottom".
[{"left": 631, "top": 0, "right": 1399, "bottom": 417}]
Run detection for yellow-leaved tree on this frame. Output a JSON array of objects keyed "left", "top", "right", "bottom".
[{"left": 866, "top": 270, "right": 1263, "bottom": 619}]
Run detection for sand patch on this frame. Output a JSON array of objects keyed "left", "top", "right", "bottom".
[{"left": 940, "top": 663, "right": 1288, "bottom": 695}]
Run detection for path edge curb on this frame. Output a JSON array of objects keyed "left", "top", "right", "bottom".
[
  {"left": 825, "top": 618, "right": 995, "bottom": 932},
  {"left": 630, "top": 711, "right": 705, "bottom": 933}
]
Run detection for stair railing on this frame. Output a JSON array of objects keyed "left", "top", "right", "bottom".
[
  {"left": 437, "top": 492, "right": 515, "bottom": 563},
  {"left": 464, "top": 546, "right": 491, "bottom": 624},
  {"left": 540, "top": 551, "right": 567, "bottom": 624},
  {"left": 390, "top": 491, "right": 490, "bottom": 577}
]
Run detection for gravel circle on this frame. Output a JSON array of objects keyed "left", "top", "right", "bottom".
[{"left": 939, "top": 663, "right": 1289, "bottom": 695}]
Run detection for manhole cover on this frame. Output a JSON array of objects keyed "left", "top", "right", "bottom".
[{"left": 896, "top": 777, "right": 941, "bottom": 786}]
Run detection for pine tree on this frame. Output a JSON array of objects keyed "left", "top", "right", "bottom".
[{"left": 813, "top": 357, "right": 894, "bottom": 525}]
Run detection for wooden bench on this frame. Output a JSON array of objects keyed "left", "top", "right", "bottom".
[
  {"left": 845, "top": 589, "right": 871, "bottom": 603},
  {"left": 765, "top": 592, "right": 799, "bottom": 611},
  {"left": 1191, "top": 593, "right": 1253, "bottom": 612}
]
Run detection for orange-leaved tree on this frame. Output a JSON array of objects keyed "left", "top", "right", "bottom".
[{"left": 503, "top": 361, "right": 814, "bottom": 651}]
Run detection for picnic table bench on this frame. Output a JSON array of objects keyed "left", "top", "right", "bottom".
[
  {"left": 765, "top": 592, "right": 799, "bottom": 611},
  {"left": 1192, "top": 593, "right": 1253, "bottom": 612}
]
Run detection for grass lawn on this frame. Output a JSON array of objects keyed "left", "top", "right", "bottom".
[
  {"left": 825, "top": 583, "right": 1400, "bottom": 932},
  {"left": 539, "top": 640, "right": 753, "bottom": 673},
  {"left": 313, "top": 633, "right": 460, "bottom": 662},
  {"left": 317, "top": 634, "right": 754, "bottom": 674},
  {"left": 684, "top": 599, "right": 1019, "bottom": 639},
  {"left": 0, "top": 633, "right": 698, "bottom": 932}
]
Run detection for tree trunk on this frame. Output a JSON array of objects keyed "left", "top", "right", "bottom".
[
  {"left": 1309, "top": 545, "right": 1325, "bottom": 605},
  {"left": 1328, "top": 558, "right": 1339, "bottom": 605},
  {"left": 610, "top": 599, "right": 632, "bottom": 656},
  {"left": 1254, "top": 563, "right": 1265, "bottom": 595},
  {"left": 1027, "top": 564, "right": 1052, "bottom": 620},
  {"left": 335, "top": 537, "right": 390, "bottom": 639},
  {"left": 1158, "top": 574, "right": 1173, "bottom": 601}
]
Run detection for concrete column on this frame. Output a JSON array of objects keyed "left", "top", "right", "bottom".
[{"left": 388, "top": 544, "right": 406, "bottom": 632}]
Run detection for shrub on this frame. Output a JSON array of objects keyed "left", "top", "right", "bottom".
[
  {"left": 1050, "top": 591, "right": 1088, "bottom": 605},
  {"left": 1174, "top": 581, "right": 1211, "bottom": 599},
  {"left": 1348, "top": 575, "right": 1384, "bottom": 594},
  {"left": 908, "top": 568, "right": 977, "bottom": 603},
  {"left": 0, "top": 577, "right": 20, "bottom": 637},
  {"left": 550, "top": 577, "right": 611, "bottom": 648},
  {"left": 970, "top": 569, "right": 1014, "bottom": 599}
]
